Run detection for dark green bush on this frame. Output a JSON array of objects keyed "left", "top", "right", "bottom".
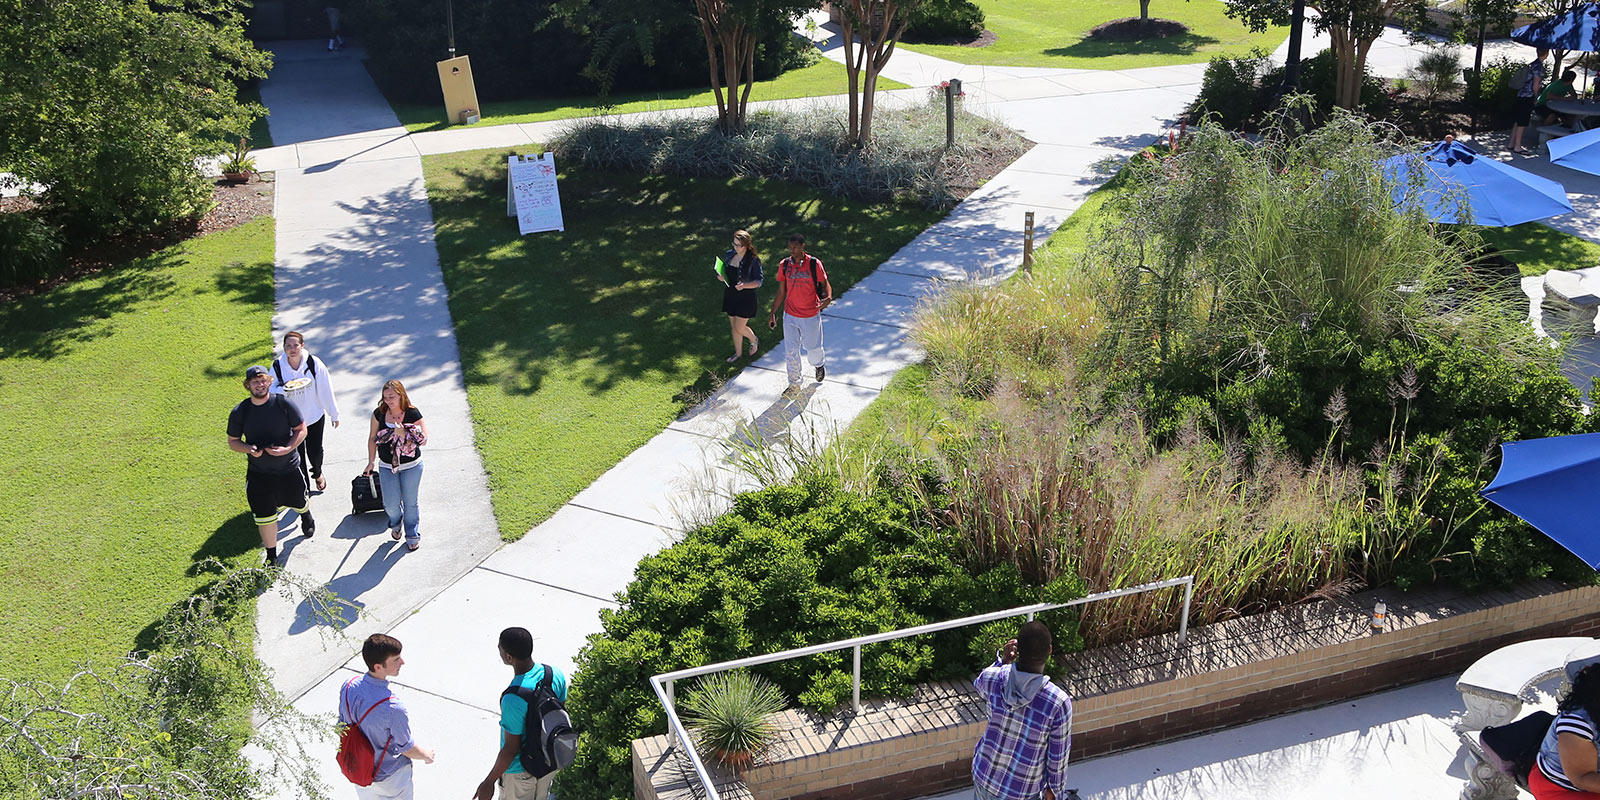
[
  {"left": 0, "top": 210, "right": 64, "bottom": 287},
  {"left": 1139, "top": 327, "right": 1596, "bottom": 591},
  {"left": 1471, "top": 55, "right": 1523, "bottom": 123},
  {"left": 907, "top": 0, "right": 986, "bottom": 39},
  {"left": 346, "top": 0, "right": 809, "bottom": 104},
  {"left": 554, "top": 473, "right": 1084, "bottom": 800},
  {"left": 1193, "top": 51, "right": 1266, "bottom": 129},
  {"left": 1259, "top": 49, "right": 1390, "bottom": 117}
]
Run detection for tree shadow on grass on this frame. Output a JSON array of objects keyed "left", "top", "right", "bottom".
[
  {"left": 1047, "top": 33, "right": 1220, "bottom": 59},
  {"left": 0, "top": 251, "right": 183, "bottom": 362},
  {"left": 1482, "top": 224, "right": 1600, "bottom": 275},
  {"left": 421, "top": 153, "right": 943, "bottom": 403}
]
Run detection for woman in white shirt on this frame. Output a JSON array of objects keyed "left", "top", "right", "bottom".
[{"left": 270, "top": 331, "right": 341, "bottom": 492}]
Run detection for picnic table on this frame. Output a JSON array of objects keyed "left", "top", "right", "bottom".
[{"left": 1546, "top": 97, "right": 1600, "bottom": 131}]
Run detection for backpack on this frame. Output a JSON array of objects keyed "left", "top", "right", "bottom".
[
  {"left": 272, "top": 354, "right": 317, "bottom": 386},
  {"left": 1511, "top": 62, "right": 1537, "bottom": 92},
  {"left": 501, "top": 665, "right": 579, "bottom": 778},
  {"left": 336, "top": 687, "right": 392, "bottom": 787}
]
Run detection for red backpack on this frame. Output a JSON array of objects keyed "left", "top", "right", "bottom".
[{"left": 336, "top": 685, "right": 393, "bottom": 786}]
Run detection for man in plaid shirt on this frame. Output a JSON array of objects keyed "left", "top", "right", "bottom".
[{"left": 972, "top": 621, "right": 1073, "bottom": 800}]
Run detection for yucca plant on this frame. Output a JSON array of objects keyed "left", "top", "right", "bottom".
[{"left": 681, "top": 671, "right": 786, "bottom": 772}]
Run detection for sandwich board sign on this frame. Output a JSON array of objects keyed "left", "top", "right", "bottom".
[{"left": 506, "top": 152, "right": 564, "bottom": 235}]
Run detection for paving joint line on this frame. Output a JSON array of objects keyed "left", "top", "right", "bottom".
[
  {"left": 564, "top": 501, "right": 682, "bottom": 534},
  {"left": 474, "top": 565, "right": 623, "bottom": 606}
]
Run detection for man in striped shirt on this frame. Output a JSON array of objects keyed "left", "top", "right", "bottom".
[{"left": 972, "top": 621, "right": 1073, "bottom": 800}]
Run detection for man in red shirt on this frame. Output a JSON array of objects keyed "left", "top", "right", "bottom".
[{"left": 767, "top": 233, "right": 833, "bottom": 393}]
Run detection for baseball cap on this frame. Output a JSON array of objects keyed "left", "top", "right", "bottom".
[{"left": 244, "top": 365, "right": 271, "bottom": 381}]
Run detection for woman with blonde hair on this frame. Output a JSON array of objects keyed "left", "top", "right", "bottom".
[
  {"left": 366, "top": 380, "right": 428, "bottom": 551},
  {"left": 719, "top": 229, "right": 764, "bottom": 362}
]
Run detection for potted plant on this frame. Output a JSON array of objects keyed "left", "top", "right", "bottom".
[
  {"left": 681, "top": 670, "right": 785, "bottom": 773},
  {"left": 220, "top": 138, "right": 256, "bottom": 183}
]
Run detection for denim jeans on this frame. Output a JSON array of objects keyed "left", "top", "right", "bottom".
[{"left": 378, "top": 462, "right": 423, "bottom": 542}]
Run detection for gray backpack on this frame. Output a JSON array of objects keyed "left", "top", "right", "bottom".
[{"left": 500, "top": 665, "right": 579, "bottom": 778}]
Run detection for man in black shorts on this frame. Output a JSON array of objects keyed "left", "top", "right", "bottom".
[{"left": 227, "top": 365, "right": 315, "bottom": 566}]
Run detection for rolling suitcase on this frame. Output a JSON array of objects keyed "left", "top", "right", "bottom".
[{"left": 351, "top": 472, "right": 384, "bottom": 514}]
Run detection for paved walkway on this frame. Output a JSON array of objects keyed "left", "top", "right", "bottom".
[{"left": 249, "top": 26, "right": 1600, "bottom": 800}]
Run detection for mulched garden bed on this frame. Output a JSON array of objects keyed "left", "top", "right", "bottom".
[
  {"left": 1089, "top": 17, "right": 1190, "bottom": 41},
  {"left": 1, "top": 173, "right": 275, "bottom": 300},
  {"left": 903, "top": 29, "right": 998, "bottom": 48}
]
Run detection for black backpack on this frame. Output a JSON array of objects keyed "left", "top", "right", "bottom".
[
  {"left": 500, "top": 665, "right": 579, "bottom": 778},
  {"left": 272, "top": 355, "right": 317, "bottom": 386}
]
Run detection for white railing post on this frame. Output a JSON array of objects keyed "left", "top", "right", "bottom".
[
  {"left": 664, "top": 679, "right": 677, "bottom": 748},
  {"left": 1179, "top": 578, "right": 1194, "bottom": 642},
  {"left": 852, "top": 644, "right": 862, "bottom": 714}
]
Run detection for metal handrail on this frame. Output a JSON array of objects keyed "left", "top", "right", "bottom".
[{"left": 648, "top": 575, "right": 1195, "bottom": 800}]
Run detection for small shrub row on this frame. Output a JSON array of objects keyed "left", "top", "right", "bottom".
[
  {"left": 1192, "top": 49, "right": 1390, "bottom": 129},
  {"left": 553, "top": 101, "right": 1029, "bottom": 209},
  {"left": 906, "top": 0, "right": 986, "bottom": 39}
]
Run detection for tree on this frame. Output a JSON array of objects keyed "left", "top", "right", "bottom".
[
  {"left": 693, "top": 0, "right": 816, "bottom": 131},
  {"left": 1460, "top": 0, "right": 1519, "bottom": 81},
  {"left": 1224, "top": 0, "right": 1427, "bottom": 109},
  {"left": 0, "top": 0, "right": 270, "bottom": 238},
  {"left": 835, "top": 0, "right": 927, "bottom": 146}
]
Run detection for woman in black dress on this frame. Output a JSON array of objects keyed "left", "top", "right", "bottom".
[{"left": 720, "top": 229, "right": 764, "bottom": 362}]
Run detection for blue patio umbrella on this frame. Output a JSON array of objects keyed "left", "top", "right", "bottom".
[
  {"left": 1381, "top": 138, "right": 1573, "bottom": 227},
  {"left": 1480, "top": 432, "right": 1600, "bottom": 569},
  {"left": 1513, "top": 2, "right": 1600, "bottom": 52},
  {"left": 1548, "top": 126, "right": 1600, "bottom": 176}
]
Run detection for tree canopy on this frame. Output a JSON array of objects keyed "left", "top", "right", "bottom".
[
  {"left": 1224, "top": 0, "right": 1427, "bottom": 108},
  {"left": 0, "top": 0, "right": 270, "bottom": 238}
]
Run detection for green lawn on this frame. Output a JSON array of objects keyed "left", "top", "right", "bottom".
[
  {"left": 241, "top": 82, "right": 274, "bottom": 149},
  {"left": 0, "top": 218, "right": 277, "bottom": 681},
  {"left": 423, "top": 149, "right": 942, "bottom": 539},
  {"left": 1479, "top": 223, "right": 1600, "bottom": 276},
  {"left": 395, "top": 60, "right": 906, "bottom": 133},
  {"left": 902, "top": 0, "right": 1287, "bottom": 70}
]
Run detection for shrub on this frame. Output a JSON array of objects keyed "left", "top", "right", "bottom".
[
  {"left": 906, "top": 0, "right": 986, "bottom": 39},
  {"left": 553, "top": 474, "right": 1085, "bottom": 800},
  {"left": 1193, "top": 50, "right": 1266, "bottom": 129},
  {"left": 554, "top": 102, "right": 1029, "bottom": 209},
  {"left": 1260, "top": 49, "right": 1390, "bottom": 116},
  {"left": 0, "top": 210, "right": 64, "bottom": 287},
  {"left": 1472, "top": 55, "right": 1523, "bottom": 122},
  {"left": 1409, "top": 46, "right": 1464, "bottom": 101}
]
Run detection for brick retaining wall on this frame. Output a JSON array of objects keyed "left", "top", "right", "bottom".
[{"left": 635, "top": 579, "right": 1600, "bottom": 800}]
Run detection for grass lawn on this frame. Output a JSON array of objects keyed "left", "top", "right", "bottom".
[
  {"left": 901, "top": 0, "right": 1286, "bottom": 70},
  {"left": 0, "top": 218, "right": 277, "bottom": 681},
  {"left": 395, "top": 60, "right": 906, "bottom": 133},
  {"left": 241, "top": 82, "right": 274, "bottom": 149},
  {"left": 1479, "top": 223, "right": 1600, "bottom": 276},
  {"left": 423, "top": 148, "right": 942, "bottom": 539}
]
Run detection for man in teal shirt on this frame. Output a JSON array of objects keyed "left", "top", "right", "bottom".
[{"left": 473, "top": 627, "right": 568, "bottom": 800}]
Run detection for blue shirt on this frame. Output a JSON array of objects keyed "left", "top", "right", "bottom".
[
  {"left": 1538, "top": 708, "right": 1598, "bottom": 791},
  {"left": 499, "top": 664, "right": 568, "bottom": 774},
  {"left": 340, "top": 673, "right": 414, "bottom": 781}
]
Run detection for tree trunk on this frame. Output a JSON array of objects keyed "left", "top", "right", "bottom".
[
  {"left": 840, "top": 9, "right": 862, "bottom": 143},
  {"left": 695, "top": 1, "right": 729, "bottom": 130},
  {"left": 1140, "top": 0, "right": 1151, "bottom": 21}
]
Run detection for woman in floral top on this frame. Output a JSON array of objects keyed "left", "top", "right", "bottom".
[{"left": 366, "top": 379, "right": 429, "bottom": 551}]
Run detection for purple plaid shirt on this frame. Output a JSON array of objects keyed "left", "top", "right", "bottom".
[{"left": 972, "top": 658, "right": 1072, "bottom": 800}]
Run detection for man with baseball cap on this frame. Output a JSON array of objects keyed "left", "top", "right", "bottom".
[{"left": 227, "top": 364, "right": 315, "bottom": 566}]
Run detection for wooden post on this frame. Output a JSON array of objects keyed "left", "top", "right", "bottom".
[
  {"left": 945, "top": 82, "right": 956, "bottom": 149},
  {"left": 1023, "top": 211, "right": 1035, "bottom": 270}
]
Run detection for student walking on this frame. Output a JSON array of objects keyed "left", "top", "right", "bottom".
[
  {"left": 339, "top": 634, "right": 435, "bottom": 799},
  {"left": 767, "top": 233, "right": 833, "bottom": 393},
  {"left": 474, "top": 627, "right": 570, "bottom": 800},
  {"left": 366, "top": 380, "right": 428, "bottom": 551},
  {"left": 227, "top": 365, "right": 315, "bottom": 566},
  {"left": 719, "top": 229, "right": 764, "bottom": 363},
  {"left": 971, "top": 621, "right": 1073, "bottom": 800},
  {"left": 270, "top": 330, "right": 341, "bottom": 492},
  {"left": 1511, "top": 48, "right": 1549, "bottom": 155}
]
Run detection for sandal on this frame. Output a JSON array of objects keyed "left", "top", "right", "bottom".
[
  {"left": 316, "top": 474, "right": 327, "bottom": 491},
  {"left": 726, "top": 354, "right": 741, "bottom": 363},
  {"left": 747, "top": 335, "right": 759, "bottom": 356},
  {"left": 389, "top": 527, "right": 402, "bottom": 541},
  {"left": 407, "top": 541, "right": 421, "bottom": 552}
]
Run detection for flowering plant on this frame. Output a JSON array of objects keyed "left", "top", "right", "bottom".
[{"left": 929, "top": 80, "right": 967, "bottom": 102}]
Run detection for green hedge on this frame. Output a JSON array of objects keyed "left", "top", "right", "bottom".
[{"left": 554, "top": 473, "right": 1084, "bottom": 800}]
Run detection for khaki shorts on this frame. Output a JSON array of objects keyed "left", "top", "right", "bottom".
[{"left": 499, "top": 770, "right": 554, "bottom": 800}]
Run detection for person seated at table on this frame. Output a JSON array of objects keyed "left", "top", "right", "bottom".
[
  {"left": 1536, "top": 69, "right": 1579, "bottom": 125},
  {"left": 1532, "top": 650, "right": 1600, "bottom": 798}
]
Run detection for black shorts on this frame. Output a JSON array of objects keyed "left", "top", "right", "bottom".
[
  {"left": 1514, "top": 95, "right": 1537, "bottom": 124},
  {"left": 246, "top": 470, "right": 308, "bottom": 525}
]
